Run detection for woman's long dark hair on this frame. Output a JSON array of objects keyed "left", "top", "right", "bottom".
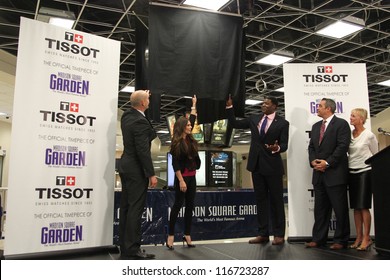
[{"left": 170, "top": 116, "right": 198, "bottom": 159}]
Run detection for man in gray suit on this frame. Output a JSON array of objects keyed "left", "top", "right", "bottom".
[
  {"left": 226, "top": 96, "right": 289, "bottom": 245},
  {"left": 119, "top": 90, "right": 158, "bottom": 259},
  {"left": 306, "top": 98, "right": 351, "bottom": 250}
]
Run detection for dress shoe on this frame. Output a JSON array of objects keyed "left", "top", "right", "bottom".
[
  {"left": 166, "top": 243, "right": 174, "bottom": 250},
  {"left": 305, "top": 241, "right": 319, "bottom": 248},
  {"left": 182, "top": 236, "right": 196, "bottom": 248},
  {"left": 249, "top": 236, "right": 269, "bottom": 244},
  {"left": 348, "top": 239, "right": 362, "bottom": 249},
  {"left": 272, "top": 237, "right": 285, "bottom": 245},
  {"left": 329, "top": 243, "right": 345, "bottom": 250},
  {"left": 357, "top": 240, "right": 373, "bottom": 251},
  {"left": 166, "top": 235, "right": 174, "bottom": 250},
  {"left": 123, "top": 250, "right": 155, "bottom": 259}
]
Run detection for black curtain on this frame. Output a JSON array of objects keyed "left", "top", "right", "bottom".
[
  {"left": 148, "top": 4, "right": 245, "bottom": 123},
  {"left": 135, "top": 18, "right": 160, "bottom": 121}
]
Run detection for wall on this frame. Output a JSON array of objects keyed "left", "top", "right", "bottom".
[
  {"left": 370, "top": 107, "right": 390, "bottom": 150},
  {"left": 0, "top": 121, "right": 11, "bottom": 187}
]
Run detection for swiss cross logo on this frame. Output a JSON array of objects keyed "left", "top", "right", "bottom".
[
  {"left": 64, "top": 31, "right": 83, "bottom": 44},
  {"left": 56, "top": 176, "right": 76, "bottom": 186},
  {"left": 59, "top": 101, "right": 79, "bottom": 112},
  {"left": 325, "top": 66, "right": 333, "bottom": 73},
  {"left": 69, "top": 103, "right": 79, "bottom": 112}
]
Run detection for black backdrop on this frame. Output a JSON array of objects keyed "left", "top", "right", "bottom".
[{"left": 147, "top": 4, "right": 245, "bottom": 123}]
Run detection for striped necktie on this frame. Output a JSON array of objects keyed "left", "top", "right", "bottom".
[{"left": 319, "top": 120, "right": 326, "bottom": 144}]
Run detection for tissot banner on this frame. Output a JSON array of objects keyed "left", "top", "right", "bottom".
[
  {"left": 5, "top": 18, "right": 120, "bottom": 256},
  {"left": 284, "top": 63, "right": 371, "bottom": 240}
]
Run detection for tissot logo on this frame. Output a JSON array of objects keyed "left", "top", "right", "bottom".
[
  {"left": 40, "top": 102, "right": 96, "bottom": 126},
  {"left": 65, "top": 32, "right": 83, "bottom": 44},
  {"left": 45, "top": 32, "right": 100, "bottom": 58},
  {"left": 317, "top": 66, "right": 333, "bottom": 73},
  {"left": 56, "top": 176, "right": 76, "bottom": 186},
  {"left": 302, "top": 65, "right": 348, "bottom": 83},
  {"left": 60, "top": 101, "right": 79, "bottom": 113}
]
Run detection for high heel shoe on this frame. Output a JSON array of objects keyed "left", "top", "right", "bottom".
[
  {"left": 182, "top": 236, "right": 196, "bottom": 248},
  {"left": 357, "top": 240, "right": 373, "bottom": 251},
  {"left": 348, "top": 240, "right": 362, "bottom": 249},
  {"left": 166, "top": 236, "right": 174, "bottom": 250}
]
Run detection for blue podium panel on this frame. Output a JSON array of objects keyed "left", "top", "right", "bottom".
[{"left": 114, "top": 190, "right": 258, "bottom": 245}]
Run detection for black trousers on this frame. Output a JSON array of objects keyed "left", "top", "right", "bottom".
[
  {"left": 119, "top": 172, "right": 148, "bottom": 256},
  {"left": 312, "top": 176, "right": 350, "bottom": 245},
  {"left": 251, "top": 171, "right": 286, "bottom": 237},
  {"left": 169, "top": 176, "right": 197, "bottom": 236}
]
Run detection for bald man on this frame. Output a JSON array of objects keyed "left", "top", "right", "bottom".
[{"left": 118, "top": 90, "right": 158, "bottom": 259}]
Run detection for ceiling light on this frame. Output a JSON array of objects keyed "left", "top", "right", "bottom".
[
  {"left": 275, "top": 87, "right": 284, "bottom": 92},
  {"left": 120, "top": 86, "right": 135, "bottom": 93},
  {"left": 37, "top": 7, "right": 76, "bottom": 29},
  {"left": 255, "top": 51, "right": 294, "bottom": 66},
  {"left": 157, "top": 130, "right": 169, "bottom": 134},
  {"left": 378, "top": 79, "right": 390, "bottom": 87},
  {"left": 183, "top": 0, "right": 229, "bottom": 11},
  {"left": 315, "top": 16, "right": 364, "bottom": 39},
  {"left": 49, "top": 18, "right": 74, "bottom": 29},
  {"left": 245, "top": 99, "right": 263, "bottom": 105}
]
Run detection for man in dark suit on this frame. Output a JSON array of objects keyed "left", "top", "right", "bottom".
[
  {"left": 306, "top": 98, "right": 351, "bottom": 250},
  {"left": 226, "top": 96, "right": 289, "bottom": 245},
  {"left": 119, "top": 90, "right": 158, "bottom": 259}
]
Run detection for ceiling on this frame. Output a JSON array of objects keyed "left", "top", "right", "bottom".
[{"left": 1, "top": 0, "right": 390, "bottom": 146}]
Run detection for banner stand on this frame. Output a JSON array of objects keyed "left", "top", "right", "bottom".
[
  {"left": 3, "top": 245, "right": 119, "bottom": 260},
  {"left": 5, "top": 18, "right": 120, "bottom": 258}
]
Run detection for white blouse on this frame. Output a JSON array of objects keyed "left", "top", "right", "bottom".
[{"left": 348, "top": 128, "right": 378, "bottom": 173}]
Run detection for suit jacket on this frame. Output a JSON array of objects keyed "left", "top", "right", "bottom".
[
  {"left": 308, "top": 115, "right": 351, "bottom": 186},
  {"left": 227, "top": 108, "right": 289, "bottom": 175},
  {"left": 119, "top": 107, "right": 157, "bottom": 178}
]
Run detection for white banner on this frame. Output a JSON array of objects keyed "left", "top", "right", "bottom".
[
  {"left": 284, "top": 63, "right": 371, "bottom": 239},
  {"left": 5, "top": 18, "right": 120, "bottom": 256}
]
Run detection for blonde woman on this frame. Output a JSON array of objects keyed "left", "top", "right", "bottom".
[{"left": 348, "top": 108, "right": 378, "bottom": 251}]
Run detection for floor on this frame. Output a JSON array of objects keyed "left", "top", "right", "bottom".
[{"left": 1, "top": 237, "right": 388, "bottom": 260}]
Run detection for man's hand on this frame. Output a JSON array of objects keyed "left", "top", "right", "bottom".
[
  {"left": 265, "top": 140, "right": 280, "bottom": 152},
  {"left": 226, "top": 95, "right": 233, "bottom": 107},
  {"left": 312, "top": 159, "right": 327, "bottom": 172},
  {"left": 149, "top": 175, "right": 158, "bottom": 188}
]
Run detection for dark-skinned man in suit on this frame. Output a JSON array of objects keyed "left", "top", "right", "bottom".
[
  {"left": 306, "top": 98, "right": 351, "bottom": 250},
  {"left": 226, "top": 96, "right": 289, "bottom": 245},
  {"left": 119, "top": 90, "right": 158, "bottom": 259}
]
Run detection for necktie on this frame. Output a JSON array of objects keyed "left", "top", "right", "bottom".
[
  {"left": 260, "top": 116, "right": 268, "bottom": 136},
  {"left": 319, "top": 120, "right": 326, "bottom": 144}
]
